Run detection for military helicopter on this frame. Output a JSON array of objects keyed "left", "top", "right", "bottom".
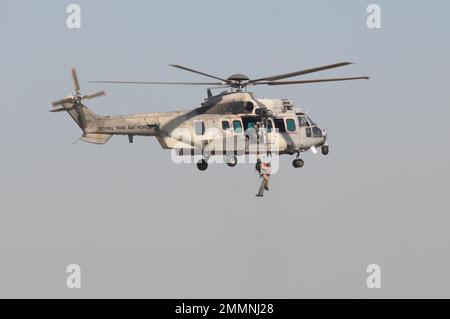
[{"left": 51, "top": 63, "right": 368, "bottom": 171}]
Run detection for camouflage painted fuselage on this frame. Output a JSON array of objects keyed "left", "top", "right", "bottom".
[{"left": 68, "top": 91, "right": 327, "bottom": 155}]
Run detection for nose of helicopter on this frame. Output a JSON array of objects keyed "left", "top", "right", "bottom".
[
  {"left": 316, "top": 127, "right": 328, "bottom": 147},
  {"left": 320, "top": 128, "right": 329, "bottom": 155}
]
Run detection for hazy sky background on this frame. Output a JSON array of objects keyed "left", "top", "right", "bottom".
[{"left": 1, "top": 0, "right": 449, "bottom": 298}]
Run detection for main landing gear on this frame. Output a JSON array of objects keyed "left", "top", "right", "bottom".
[
  {"left": 226, "top": 155, "right": 237, "bottom": 167},
  {"left": 292, "top": 153, "right": 304, "bottom": 168},
  {"left": 197, "top": 155, "right": 238, "bottom": 171},
  {"left": 322, "top": 145, "right": 329, "bottom": 156},
  {"left": 197, "top": 159, "right": 208, "bottom": 171}
]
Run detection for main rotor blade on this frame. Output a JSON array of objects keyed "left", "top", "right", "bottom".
[
  {"left": 71, "top": 68, "right": 81, "bottom": 93},
  {"left": 83, "top": 90, "right": 106, "bottom": 100},
  {"left": 51, "top": 97, "right": 74, "bottom": 107},
  {"left": 169, "top": 64, "right": 228, "bottom": 82},
  {"left": 256, "top": 76, "right": 369, "bottom": 86},
  {"left": 250, "top": 62, "right": 353, "bottom": 83},
  {"left": 87, "top": 80, "right": 224, "bottom": 86}
]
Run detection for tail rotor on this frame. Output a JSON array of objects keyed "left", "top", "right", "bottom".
[
  {"left": 51, "top": 68, "right": 105, "bottom": 110},
  {"left": 51, "top": 68, "right": 105, "bottom": 132}
]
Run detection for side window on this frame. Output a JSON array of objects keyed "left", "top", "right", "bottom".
[
  {"left": 195, "top": 120, "right": 205, "bottom": 136},
  {"left": 312, "top": 126, "right": 322, "bottom": 137},
  {"left": 233, "top": 120, "right": 243, "bottom": 133},
  {"left": 306, "top": 127, "right": 312, "bottom": 137},
  {"left": 286, "top": 119, "right": 296, "bottom": 132},
  {"left": 267, "top": 120, "right": 273, "bottom": 133},
  {"left": 222, "top": 120, "right": 230, "bottom": 131},
  {"left": 273, "top": 119, "right": 286, "bottom": 133}
]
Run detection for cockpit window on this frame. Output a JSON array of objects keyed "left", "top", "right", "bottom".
[
  {"left": 312, "top": 126, "right": 322, "bottom": 138},
  {"left": 306, "top": 127, "right": 312, "bottom": 137},
  {"left": 307, "top": 116, "right": 316, "bottom": 126},
  {"left": 298, "top": 116, "right": 309, "bottom": 127}
]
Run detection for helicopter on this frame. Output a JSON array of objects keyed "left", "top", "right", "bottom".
[{"left": 51, "top": 63, "right": 368, "bottom": 171}]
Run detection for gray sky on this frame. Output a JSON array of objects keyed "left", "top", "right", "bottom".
[{"left": 1, "top": 0, "right": 449, "bottom": 298}]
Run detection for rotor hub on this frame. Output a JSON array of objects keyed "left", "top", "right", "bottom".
[
  {"left": 227, "top": 74, "right": 250, "bottom": 82},
  {"left": 226, "top": 74, "right": 250, "bottom": 91}
]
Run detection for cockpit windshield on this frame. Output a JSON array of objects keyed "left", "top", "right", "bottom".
[{"left": 307, "top": 116, "right": 316, "bottom": 126}]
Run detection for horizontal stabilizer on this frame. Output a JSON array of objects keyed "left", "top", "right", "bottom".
[
  {"left": 49, "top": 107, "right": 66, "bottom": 113},
  {"left": 79, "top": 133, "right": 112, "bottom": 144}
]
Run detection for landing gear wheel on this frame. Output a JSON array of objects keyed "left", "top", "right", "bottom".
[
  {"left": 197, "top": 159, "right": 208, "bottom": 171},
  {"left": 292, "top": 159, "right": 304, "bottom": 168},
  {"left": 226, "top": 156, "right": 237, "bottom": 167},
  {"left": 322, "top": 145, "right": 329, "bottom": 155}
]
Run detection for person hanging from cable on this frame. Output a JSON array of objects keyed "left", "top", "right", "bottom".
[{"left": 256, "top": 155, "right": 271, "bottom": 197}]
